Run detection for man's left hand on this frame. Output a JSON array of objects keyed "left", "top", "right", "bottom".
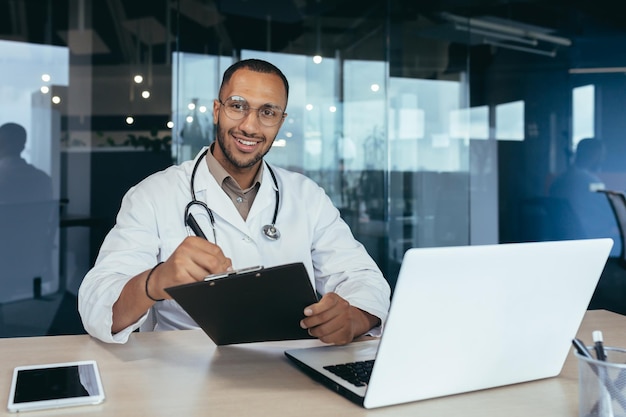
[{"left": 300, "top": 293, "right": 380, "bottom": 345}]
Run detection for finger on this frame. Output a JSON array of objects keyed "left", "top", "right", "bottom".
[
  {"left": 181, "top": 237, "right": 227, "bottom": 263},
  {"left": 319, "top": 329, "right": 353, "bottom": 346},
  {"left": 165, "top": 237, "right": 232, "bottom": 283},
  {"left": 184, "top": 237, "right": 232, "bottom": 273},
  {"left": 308, "top": 317, "right": 353, "bottom": 345},
  {"left": 301, "top": 295, "right": 347, "bottom": 329},
  {"left": 303, "top": 292, "right": 339, "bottom": 317},
  {"left": 307, "top": 315, "right": 344, "bottom": 337}
]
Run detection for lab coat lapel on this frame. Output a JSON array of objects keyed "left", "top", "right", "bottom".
[{"left": 247, "top": 164, "right": 276, "bottom": 221}]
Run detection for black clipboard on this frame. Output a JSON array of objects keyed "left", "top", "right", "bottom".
[{"left": 164, "top": 262, "right": 318, "bottom": 345}]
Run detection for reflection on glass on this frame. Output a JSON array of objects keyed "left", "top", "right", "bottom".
[
  {"left": 495, "top": 100, "right": 525, "bottom": 141},
  {"left": 0, "top": 40, "right": 68, "bottom": 309},
  {"left": 171, "top": 53, "right": 232, "bottom": 163},
  {"left": 386, "top": 76, "right": 470, "bottom": 262},
  {"left": 450, "top": 106, "right": 489, "bottom": 140},
  {"left": 389, "top": 77, "right": 464, "bottom": 171}
]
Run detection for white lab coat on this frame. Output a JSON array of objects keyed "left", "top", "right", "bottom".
[{"left": 78, "top": 148, "right": 391, "bottom": 343}]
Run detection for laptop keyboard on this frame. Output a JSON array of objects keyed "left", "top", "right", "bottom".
[{"left": 323, "top": 360, "right": 375, "bottom": 387}]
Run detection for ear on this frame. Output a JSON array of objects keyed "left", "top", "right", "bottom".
[
  {"left": 277, "top": 113, "right": 287, "bottom": 131},
  {"left": 213, "top": 99, "right": 220, "bottom": 125}
]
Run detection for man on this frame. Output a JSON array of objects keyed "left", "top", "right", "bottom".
[
  {"left": 0, "top": 122, "right": 55, "bottom": 303},
  {"left": 0, "top": 122, "right": 52, "bottom": 203},
  {"left": 549, "top": 138, "right": 620, "bottom": 256},
  {"left": 78, "top": 59, "right": 391, "bottom": 344}
]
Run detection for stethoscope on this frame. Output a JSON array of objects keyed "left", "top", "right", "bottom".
[{"left": 184, "top": 148, "right": 281, "bottom": 242}]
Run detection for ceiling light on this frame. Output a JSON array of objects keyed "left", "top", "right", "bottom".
[
  {"left": 442, "top": 12, "right": 571, "bottom": 47},
  {"left": 454, "top": 24, "right": 538, "bottom": 46},
  {"left": 484, "top": 39, "right": 556, "bottom": 58},
  {"left": 569, "top": 67, "right": 626, "bottom": 74}
]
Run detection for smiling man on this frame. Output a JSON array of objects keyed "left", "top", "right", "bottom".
[{"left": 78, "top": 59, "right": 391, "bottom": 345}]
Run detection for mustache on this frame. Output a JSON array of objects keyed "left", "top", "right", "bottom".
[
  {"left": 232, "top": 130, "right": 264, "bottom": 140},
  {"left": 216, "top": 122, "right": 264, "bottom": 141}
]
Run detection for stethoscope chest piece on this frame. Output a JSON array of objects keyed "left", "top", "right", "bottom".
[{"left": 262, "top": 224, "right": 281, "bottom": 241}]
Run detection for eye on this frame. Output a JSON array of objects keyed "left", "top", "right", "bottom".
[
  {"left": 229, "top": 101, "right": 248, "bottom": 112},
  {"left": 260, "top": 107, "right": 277, "bottom": 118}
]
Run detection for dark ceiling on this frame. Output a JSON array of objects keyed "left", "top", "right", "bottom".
[{"left": 1, "top": 0, "right": 625, "bottom": 67}]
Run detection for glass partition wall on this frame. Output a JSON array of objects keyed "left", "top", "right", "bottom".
[
  {"left": 2, "top": 0, "right": 626, "bottom": 337},
  {"left": 172, "top": 5, "right": 475, "bottom": 289}
]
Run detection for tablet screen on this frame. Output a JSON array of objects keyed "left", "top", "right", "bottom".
[{"left": 7, "top": 360, "right": 105, "bottom": 412}]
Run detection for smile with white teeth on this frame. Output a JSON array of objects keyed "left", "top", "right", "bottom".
[{"left": 237, "top": 138, "right": 257, "bottom": 146}]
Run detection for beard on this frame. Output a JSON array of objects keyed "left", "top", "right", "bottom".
[{"left": 215, "top": 122, "right": 273, "bottom": 169}]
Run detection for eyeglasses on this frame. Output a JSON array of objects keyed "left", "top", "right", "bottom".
[{"left": 218, "top": 96, "right": 286, "bottom": 127}]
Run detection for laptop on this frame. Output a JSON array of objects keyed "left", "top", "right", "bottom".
[{"left": 285, "top": 238, "right": 613, "bottom": 409}]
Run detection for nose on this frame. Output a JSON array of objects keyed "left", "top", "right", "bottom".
[{"left": 237, "top": 108, "right": 262, "bottom": 132}]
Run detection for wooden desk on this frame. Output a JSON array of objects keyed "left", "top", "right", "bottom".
[{"left": 0, "top": 310, "right": 622, "bottom": 416}]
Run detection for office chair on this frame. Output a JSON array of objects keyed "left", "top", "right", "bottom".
[
  {"left": 588, "top": 190, "right": 626, "bottom": 315},
  {"left": 596, "top": 190, "right": 626, "bottom": 267}
]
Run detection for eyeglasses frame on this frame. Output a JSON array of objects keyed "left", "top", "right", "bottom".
[{"left": 217, "top": 96, "right": 287, "bottom": 127}]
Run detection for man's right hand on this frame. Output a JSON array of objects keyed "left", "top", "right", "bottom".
[
  {"left": 112, "top": 236, "right": 232, "bottom": 333},
  {"left": 146, "top": 236, "right": 233, "bottom": 301}
]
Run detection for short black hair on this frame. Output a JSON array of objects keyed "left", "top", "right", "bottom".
[
  {"left": 0, "top": 122, "right": 27, "bottom": 156},
  {"left": 219, "top": 59, "right": 289, "bottom": 106},
  {"left": 575, "top": 138, "right": 605, "bottom": 169}
]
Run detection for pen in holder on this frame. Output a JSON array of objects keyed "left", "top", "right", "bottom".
[{"left": 575, "top": 345, "right": 626, "bottom": 417}]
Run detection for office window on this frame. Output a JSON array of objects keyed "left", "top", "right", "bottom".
[{"left": 572, "top": 84, "right": 595, "bottom": 149}]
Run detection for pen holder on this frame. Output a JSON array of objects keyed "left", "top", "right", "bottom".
[{"left": 576, "top": 346, "right": 626, "bottom": 417}]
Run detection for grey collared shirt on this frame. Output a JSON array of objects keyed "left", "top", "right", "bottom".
[{"left": 205, "top": 146, "right": 262, "bottom": 220}]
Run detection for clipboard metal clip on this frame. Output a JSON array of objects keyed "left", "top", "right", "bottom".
[{"left": 204, "top": 265, "right": 264, "bottom": 281}]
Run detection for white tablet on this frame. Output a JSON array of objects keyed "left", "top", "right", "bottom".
[{"left": 7, "top": 360, "right": 105, "bottom": 413}]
